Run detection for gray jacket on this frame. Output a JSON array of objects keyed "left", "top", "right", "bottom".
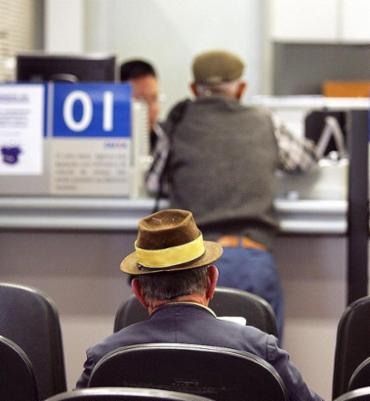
[
  {"left": 76, "top": 303, "right": 323, "bottom": 401},
  {"left": 166, "top": 96, "right": 279, "bottom": 248}
]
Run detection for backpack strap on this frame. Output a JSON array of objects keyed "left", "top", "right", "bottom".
[{"left": 152, "top": 99, "right": 191, "bottom": 213}]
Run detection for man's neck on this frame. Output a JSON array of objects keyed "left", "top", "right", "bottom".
[{"left": 148, "top": 293, "right": 208, "bottom": 315}]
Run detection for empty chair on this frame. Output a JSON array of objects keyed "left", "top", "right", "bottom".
[
  {"left": 0, "top": 282, "right": 66, "bottom": 400},
  {"left": 0, "top": 335, "right": 38, "bottom": 401},
  {"left": 209, "top": 286, "right": 278, "bottom": 335},
  {"left": 88, "top": 343, "right": 288, "bottom": 401},
  {"left": 334, "top": 387, "right": 370, "bottom": 401},
  {"left": 114, "top": 286, "right": 277, "bottom": 336},
  {"left": 44, "top": 387, "right": 215, "bottom": 401},
  {"left": 332, "top": 295, "right": 370, "bottom": 398},
  {"left": 348, "top": 357, "right": 370, "bottom": 391}
]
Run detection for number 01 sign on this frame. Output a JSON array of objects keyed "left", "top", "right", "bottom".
[{"left": 51, "top": 83, "right": 131, "bottom": 138}]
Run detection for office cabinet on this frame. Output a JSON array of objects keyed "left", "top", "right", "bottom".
[
  {"left": 341, "top": 0, "right": 370, "bottom": 42},
  {"left": 269, "top": 0, "right": 370, "bottom": 43},
  {"left": 270, "top": 0, "right": 338, "bottom": 42}
]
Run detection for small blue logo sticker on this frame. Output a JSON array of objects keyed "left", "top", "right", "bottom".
[{"left": 1, "top": 146, "right": 22, "bottom": 164}]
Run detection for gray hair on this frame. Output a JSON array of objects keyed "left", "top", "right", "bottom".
[
  {"left": 195, "top": 80, "right": 241, "bottom": 98},
  {"left": 134, "top": 266, "right": 209, "bottom": 301}
]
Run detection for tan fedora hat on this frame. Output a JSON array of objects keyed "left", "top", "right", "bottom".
[{"left": 121, "top": 209, "right": 223, "bottom": 275}]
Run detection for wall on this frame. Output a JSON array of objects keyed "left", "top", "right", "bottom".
[
  {"left": 85, "top": 0, "right": 264, "bottom": 116},
  {"left": 44, "top": 0, "right": 84, "bottom": 53},
  {"left": 273, "top": 43, "right": 370, "bottom": 95},
  {"left": 276, "top": 235, "right": 347, "bottom": 397}
]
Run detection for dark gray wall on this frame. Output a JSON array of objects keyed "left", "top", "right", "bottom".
[
  {"left": 35, "top": 0, "right": 45, "bottom": 49},
  {"left": 273, "top": 43, "right": 370, "bottom": 95}
]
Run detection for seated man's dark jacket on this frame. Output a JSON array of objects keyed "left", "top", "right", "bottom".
[{"left": 76, "top": 303, "right": 323, "bottom": 401}]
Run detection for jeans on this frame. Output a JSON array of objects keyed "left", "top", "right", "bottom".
[{"left": 216, "top": 246, "right": 284, "bottom": 340}]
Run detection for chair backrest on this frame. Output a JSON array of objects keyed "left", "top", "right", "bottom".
[
  {"left": 89, "top": 343, "right": 288, "bottom": 401},
  {"left": 114, "top": 287, "right": 277, "bottom": 336},
  {"left": 333, "top": 296, "right": 370, "bottom": 398},
  {"left": 348, "top": 357, "right": 370, "bottom": 391},
  {"left": 44, "top": 387, "right": 215, "bottom": 401},
  {"left": 0, "top": 335, "right": 38, "bottom": 401},
  {"left": 334, "top": 387, "right": 370, "bottom": 401},
  {"left": 0, "top": 282, "right": 66, "bottom": 400}
]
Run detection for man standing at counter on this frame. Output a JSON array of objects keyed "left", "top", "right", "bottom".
[{"left": 146, "top": 50, "right": 318, "bottom": 339}]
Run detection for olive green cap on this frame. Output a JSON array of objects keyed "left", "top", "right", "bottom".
[{"left": 192, "top": 50, "right": 245, "bottom": 85}]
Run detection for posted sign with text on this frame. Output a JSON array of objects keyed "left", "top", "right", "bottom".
[
  {"left": 50, "top": 83, "right": 132, "bottom": 195},
  {"left": 0, "top": 84, "right": 44, "bottom": 175}
]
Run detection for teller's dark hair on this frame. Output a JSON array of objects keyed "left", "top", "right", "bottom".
[{"left": 120, "top": 60, "right": 156, "bottom": 82}]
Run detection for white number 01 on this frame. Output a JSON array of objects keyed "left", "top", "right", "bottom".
[{"left": 63, "top": 90, "right": 113, "bottom": 132}]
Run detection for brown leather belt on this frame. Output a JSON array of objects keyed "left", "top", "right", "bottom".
[{"left": 217, "top": 235, "right": 267, "bottom": 251}]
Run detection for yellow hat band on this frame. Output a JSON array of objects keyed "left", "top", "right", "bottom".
[{"left": 135, "top": 234, "right": 205, "bottom": 268}]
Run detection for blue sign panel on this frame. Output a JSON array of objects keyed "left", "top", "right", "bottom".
[{"left": 52, "top": 83, "right": 132, "bottom": 138}]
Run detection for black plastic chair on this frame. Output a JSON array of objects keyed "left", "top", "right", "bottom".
[
  {"left": 332, "top": 296, "right": 370, "bottom": 398},
  {"left": 114, "top": 287, "right": 278, "bottom": 336},
  {"left": 88, "top": 343, "right": 288, "bottom": 401},
  {"left": 334, "top": 387, "right": 370, "bottom": 401},
  {"left": 348, "top": 357, "right": 370, "bottom": 391},
  {"left": 44, "top": 387, "right": 215, "bottom": 401},
  {"left": 0, "top": 282, "right": 66, "bottom": 400},
  {"left": 0, "top": 335, "right": 38, "bottom": 401}
]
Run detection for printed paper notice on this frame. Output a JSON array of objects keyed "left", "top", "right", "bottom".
[
  {"left": 50, "top": 138, "right": 131, "bottom": 196},
  {"left": 0, "top": 84, "right": 44, "bottom": 175}
]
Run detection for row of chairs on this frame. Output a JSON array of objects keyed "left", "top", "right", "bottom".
[
  {"left": 0, "top": 334, "right": 287, "bottom": 401},
  {"left": 113, "top": 287, "right": 278, "bottom": 335},
  {"left": 3, "top": 323, "right": 370, "bottom": 401},
  {"left": 0, "top": 282, "right": 278, "bottom": 400},
  {"left": 87, "top": 342, "right": 288, "bottom": 400},
  {"left": 1, "top": 281, "right": 370, "bottom": 400}
]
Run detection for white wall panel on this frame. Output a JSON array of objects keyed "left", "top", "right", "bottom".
[
  {"left": 341, "top": 0, "right": 370, "bottom": 42},
  {"left": 85, "top": 0, "right": 263, "bottom": 115},
  {"left": 44, "top": 0, "right": 84, "bottom": 53},
  {"left": 270, "top": 0, "right": 338, "bottom": 42}
]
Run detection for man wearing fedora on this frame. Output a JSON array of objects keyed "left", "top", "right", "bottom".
[
  {"left": 146, "top": 50, "right": 319, "bottom": 339},
  {"left": 76, "top": 209, "right": 322, "bottom": 401}
]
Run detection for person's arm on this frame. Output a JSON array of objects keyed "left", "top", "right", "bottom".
[
  {"left": 145, "top": 123, "right": 170, "bottom": 196},
  {"left": 75, "top": 352, "right": 95, "bottom": 389},
  {"left": 272, "top": 114, "right": 319, "bottom": 173},
  {"left": 266, "top": 335, "right": 325, "bottom": 401},
  {"left": 145, "top": 99, "right": 191, "bottom": 196}
]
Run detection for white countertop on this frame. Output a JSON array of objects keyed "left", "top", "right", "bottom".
[
  {"left": 249, "top": 95, "right": 370, "bottom": 110},
  {"left": 0, "top": 196, "right": 347, "bottom": 234}
]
